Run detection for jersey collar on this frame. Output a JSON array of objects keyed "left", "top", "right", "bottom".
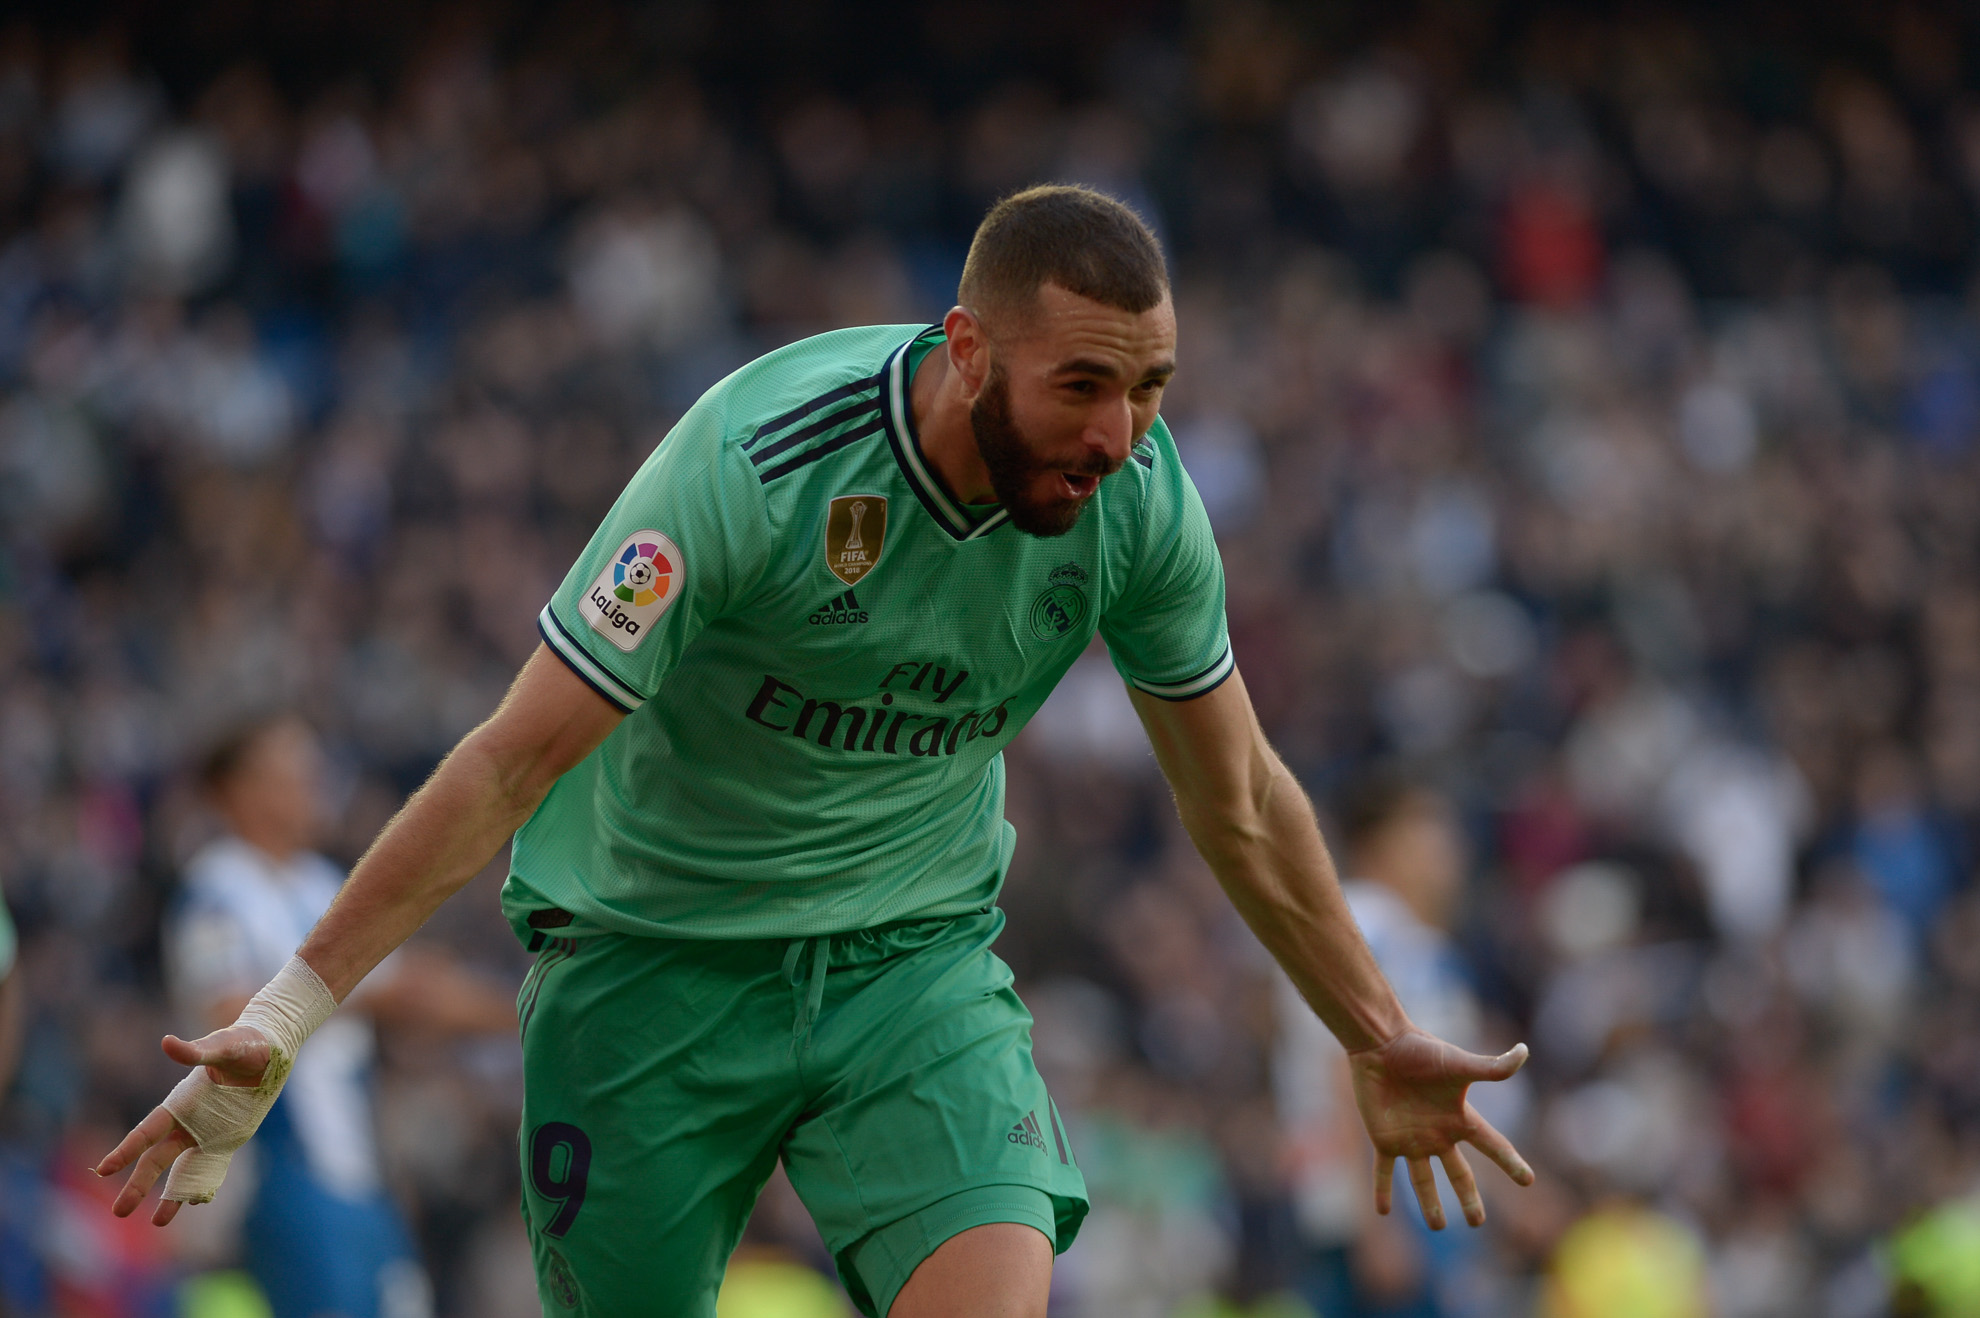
[{"left": 883, "top": 327, "right": 1010, "bottom": 543}]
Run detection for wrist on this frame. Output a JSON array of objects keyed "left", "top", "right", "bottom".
[
  {"left": 236, "top": 956, "right": 337, "bottom": 1060},
  {"left": 1341, "top": 1007, "right": 1415, "bottom": 1057}
]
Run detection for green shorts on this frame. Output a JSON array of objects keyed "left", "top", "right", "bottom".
[{"left": 512, "top": 906, "right": 1088, "bottom": 1317}]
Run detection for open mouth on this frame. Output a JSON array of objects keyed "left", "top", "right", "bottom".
[{"left": 1059, "top": 472, "right": 1100, "bottom": 499}]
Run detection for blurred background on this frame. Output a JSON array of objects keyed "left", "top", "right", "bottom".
[{"left": 2, "top": 0, "right": 1980, "bottom": 1314}]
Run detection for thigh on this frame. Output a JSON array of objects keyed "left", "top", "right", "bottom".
[
  {"left": 888, "top": 1221, "right": 1052, "bottom": 1318},
  {"left": 782, "top": 912, "right": 1088, "bottom": 1315},
  {"left": 845, "top": 1190, "right": 1057, "bottom": 1318},
  {"left": 519, "top": 933, "right": 804, "bottom": 1318}
]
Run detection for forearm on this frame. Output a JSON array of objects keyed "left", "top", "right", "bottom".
[
  {"left": 1178, "top": 755, "right": 1409, "bottom": 1053},
  {"left": 299, "top": 727, "right": 544, "bottom": 1000},
  {"left": 104, "top": 642, "right": 616, "bottom": 1220}
]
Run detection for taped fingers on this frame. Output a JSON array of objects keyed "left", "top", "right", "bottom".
[
  {"left": 158, "top": 1065, "right": 282, "bottom": 1204},
  {"left": 111, "top": 1121, "right": 195, "bottom": 1217},
  {"left": 95, "top": 957, "right": 336, "bottom": 1227},
  {"left": 161, "top": 1144, "right": 241, "bottom": 1206}
]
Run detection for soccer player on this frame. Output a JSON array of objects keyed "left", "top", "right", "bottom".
[
  {"left": 0, "top": 887, "right": 19, "bottom": 1095},
  {"left": 167, "top": 715, "right": 519, "bottom": 1318},
  {"left": 98, "top": 185, "right": 1534, "bottom": 1318}
]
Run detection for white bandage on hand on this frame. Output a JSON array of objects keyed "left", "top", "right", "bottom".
[{"left": 160, "top": 954, "right": 338, "bottom": 1204}]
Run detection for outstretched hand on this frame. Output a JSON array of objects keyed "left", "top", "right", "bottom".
[
  {"left": 92, "top": 1025, "right": 272, "bottom": 1226},
  {"left": 1347, "top": 1028, "right": 1534, "bottom": 1231}
]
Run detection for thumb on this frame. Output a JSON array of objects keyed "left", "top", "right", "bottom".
[
  {"left": 162, "top": 1026, "right": 271, "bottom": 1075},
  {"left": 1450, "top": 1041, "right": 1529, "bottom": 1083}
]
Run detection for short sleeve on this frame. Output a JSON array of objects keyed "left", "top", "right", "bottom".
[
  {"left": 539, "top": 402, "right": 771, "bottom": 711},
  {"left": 1099, "top": 420, "right": 1234, "bottom": 701}
]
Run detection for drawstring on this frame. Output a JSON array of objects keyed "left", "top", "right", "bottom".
[{"left": 782, "top": 935, "right": 832, "bottom": 1054}]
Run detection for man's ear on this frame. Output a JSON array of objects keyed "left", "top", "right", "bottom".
[{"left": 943, "top": 305, "right": 991, "bottom": 401}]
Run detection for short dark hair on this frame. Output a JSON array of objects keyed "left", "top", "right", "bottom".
[
  {"left": 1335, "top": 772, "right": 1438, "bottom": 857},
  {"left": 198, "top": 713, "right": 300, "bottom": 790},
  {"left": 958, "top": 184, "right": 1168, "bottom": 330}
]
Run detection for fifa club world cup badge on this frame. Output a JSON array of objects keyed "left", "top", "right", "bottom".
[{"left": 825, "top": 494, "right": 888, "bottom": 587}]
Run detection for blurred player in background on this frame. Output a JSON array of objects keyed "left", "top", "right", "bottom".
[
  {"left": 1277, "top": 777, "right": 1525, "bottom": 1318},
  {"left": 102, "top": 187, "right": 1534, "bottom": 1318},
  {"left": 0, "top": 891, "right": 20, "bottom": 1100},
  {"left": 168, "top": 715, "right": 516, "bottom": 1318}
]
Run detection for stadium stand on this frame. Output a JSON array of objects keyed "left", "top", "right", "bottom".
[{"left": 1, "top": 3, "right": 1978, "bottom": 1314}]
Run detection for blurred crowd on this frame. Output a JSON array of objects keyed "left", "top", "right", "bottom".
[{"left": 3, "top": 1, "right": 1980, "bottom": 1314}]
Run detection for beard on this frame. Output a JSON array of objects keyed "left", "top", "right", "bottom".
[{"left": 970, "top": 365, "right": 1118, "bottom": 538}]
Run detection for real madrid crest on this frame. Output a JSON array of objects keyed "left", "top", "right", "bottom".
[
  {"left": 1029, "top": 561, "right": 1090, "bottom": 640},
  {"left": 825, "top": 494, "right": 888, "bottom": 586}
]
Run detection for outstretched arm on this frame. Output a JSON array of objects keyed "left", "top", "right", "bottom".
[
  {"left": 97, "top": 643, "right": 624, "bottom": 1223},
  {"left": 1130, "top": 668, "right": 1533, "bottom": 1229},
  {"left": 300, "top": 644, "right": 625, "bottom": 998}
]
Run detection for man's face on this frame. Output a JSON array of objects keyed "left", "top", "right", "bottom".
[
  {"left": 968, "top": 283, "right": 1177, "bottom": 537},
  {"left": 1363, "top": 796, "right": 1466, "bottom": 931},
  {"left": 217, "top": 720, "right": 324, "bottom": 857}
]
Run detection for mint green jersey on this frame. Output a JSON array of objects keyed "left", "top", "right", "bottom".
[{"left": 506, "top": 323, "right": 1230, "bottom": 939}]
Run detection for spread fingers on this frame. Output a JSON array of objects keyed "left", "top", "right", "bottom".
[
  {"left": 1442, "top": 1147, "right": 1485, "bottom": 1227},
  {"left": 1464, "top": 1106, "right": 1535, "bottom": 1187},
  {"left": 111, "top": 1126, "right": 193, "bottom": 1218},
  {"left": 95, "top": 1106, "right": 178, "bottom": 1179},
  {"left": 1407, "top": 1155, "right": 1446, "bottom": 1231}
]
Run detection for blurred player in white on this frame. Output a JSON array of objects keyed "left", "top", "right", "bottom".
[
  {"left": 0, "top": 890, "right": 20, "bottom": 1095},
  {"left": 168, "top": 715, "right": 515, "bottom": 1318},
  {"left": 1277, "top": 777, "right": 1528, "bottom": 1318}
]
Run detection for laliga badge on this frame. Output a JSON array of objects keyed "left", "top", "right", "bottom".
[{"left": 580, "top": 530, "right": 684, "bottom": 651}]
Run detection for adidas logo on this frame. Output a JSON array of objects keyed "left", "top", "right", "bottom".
[
  {"left": 808, "top": 588, "right": 869, "bottom": 626},
  {"left": 1007, "top": 1110, "right": 1049, "bottom": 1153}
]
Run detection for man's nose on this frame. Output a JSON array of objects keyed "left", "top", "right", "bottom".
[{"left": 1082, "top": 399, "right": 1135, "bottom": 466}]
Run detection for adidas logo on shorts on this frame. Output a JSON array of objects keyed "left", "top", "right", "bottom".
[
  {"left": 1008, "top": 1110, "right": 1049, "bottom": 1152},
  {"left": 808, "top": 588, "right": 868, "bottom": 626}
]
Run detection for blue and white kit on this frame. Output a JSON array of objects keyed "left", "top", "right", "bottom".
[{"left": 167, "top": 836, "right": 432, "bottom": 1318}]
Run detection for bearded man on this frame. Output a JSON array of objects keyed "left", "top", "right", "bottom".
[{"left": 101, "top": 185, "right": 1533, "bottom": 1318}]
